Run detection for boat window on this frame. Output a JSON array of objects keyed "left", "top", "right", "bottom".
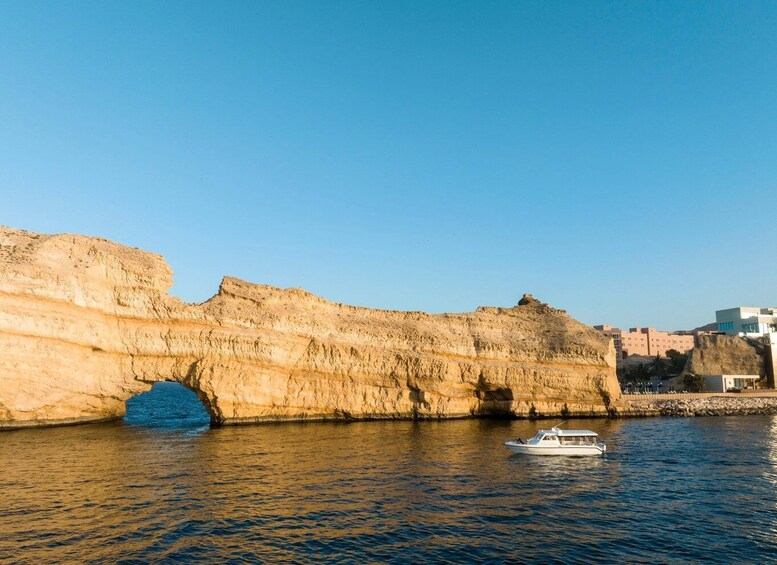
[
  {"left": 559, "top": 436, "right": 595, "bottom": 445},
  {"left": 543, "top": 435, "right": 556, "bottom": 441}
]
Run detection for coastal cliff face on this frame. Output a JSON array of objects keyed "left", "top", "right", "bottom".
[
  {"left": 685, "top": 335, "right": 766, "bottom": 377},
  {"left": 0, "top": 226, "right": 620, "bottom": 429}
]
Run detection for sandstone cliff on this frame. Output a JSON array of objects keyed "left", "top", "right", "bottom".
[
  {"left": 0, "top": 226, "right": 620, "bottom": 429},
  {"left": 685, "top": 335, "right": 766, "bottom": 377}
]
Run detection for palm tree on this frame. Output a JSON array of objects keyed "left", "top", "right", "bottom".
[{"left": 650, "top": 355, "right": 667, "bottom": 378}]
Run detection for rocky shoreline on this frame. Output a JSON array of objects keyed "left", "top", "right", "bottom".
[{"left": 624, "top": 396, "right": 777, "bottom": 418}]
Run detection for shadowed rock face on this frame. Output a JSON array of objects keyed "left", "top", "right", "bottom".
[{"left": 0, "top": 226, "right": 620, "bottom": 429}]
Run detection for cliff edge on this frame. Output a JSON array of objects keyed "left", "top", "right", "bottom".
[{"left": 0, "top": 226, "right": 620, "bottom": 428}]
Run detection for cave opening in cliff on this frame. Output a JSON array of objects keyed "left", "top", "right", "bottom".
[{"left": 124, "top": 382, "right": 211, "bottom": 429}]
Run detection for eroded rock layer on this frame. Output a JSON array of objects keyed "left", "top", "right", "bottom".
[
  {"left": 0, "top": 226, "right": 620, "bottom": 428},
  {"left": 685, "top": 335, "right": 766, "bottom": 377}
]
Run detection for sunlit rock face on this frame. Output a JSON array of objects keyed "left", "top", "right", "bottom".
[
  {"left": 0, "top": 226, "right": 620, "bottom": 429},
  {"left": 686, "top": 334, "right": 766, "bottom": 377}
]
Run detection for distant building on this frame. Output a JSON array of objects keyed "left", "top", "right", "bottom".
[
  {"left": 703, "top": 374, "right": 759, "bottom": 393},
  {"left": 594, "top": 325, "right": 622, "bottom": 357},
  {"left": 715, "top": 307, "right": 777, "bottom": 337},
  {"left": 594, "top": 325, "right": 695, "bottom": 359}
]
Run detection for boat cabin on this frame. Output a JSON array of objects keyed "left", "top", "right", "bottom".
[{"left": 529, "top": 428, "right": 599, "bottom": 446}]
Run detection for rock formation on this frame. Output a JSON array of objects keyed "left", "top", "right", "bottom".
[
  {"left": 0, "top": 226, "right": 620, "bottom": 429},
  {"left": 685, "top": 335, "right": 766, "bottom": 377}
]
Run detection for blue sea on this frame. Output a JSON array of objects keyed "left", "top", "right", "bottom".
[{"left": 2, "top": 382, "right": 777, "bottom": 563}]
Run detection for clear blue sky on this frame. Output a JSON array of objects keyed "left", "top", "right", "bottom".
[{"left": 2, "top": 1, "right": 776, "bottom": 330}]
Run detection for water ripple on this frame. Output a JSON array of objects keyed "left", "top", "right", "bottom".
[{"left": 2, "top": 384, "right": 777, "bottom": 563}]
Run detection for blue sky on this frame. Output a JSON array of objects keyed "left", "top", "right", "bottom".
[{"left": 1, "top": 1, "right": 776, "bottom": 330}]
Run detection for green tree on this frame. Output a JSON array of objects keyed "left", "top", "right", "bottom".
[
  {"left": 650, "top": 355, "right": 667, "bottom": 378},
  {"left": 665, "top": 349, "right": 689, "bottom": 375},
  {"left": 683, "top": 372, "right": 706, "bottom": 393},
  {"left": 619, "top": 363, "right": 651, "bottom": 385}
]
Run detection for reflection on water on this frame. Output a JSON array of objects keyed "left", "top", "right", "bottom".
[{"left": 2, "top": 385, "right": 777, "bottom": 563}]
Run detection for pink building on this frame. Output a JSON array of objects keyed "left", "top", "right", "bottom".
[{"left": 594, "top": 325, "right": 695, "bottom": 359}]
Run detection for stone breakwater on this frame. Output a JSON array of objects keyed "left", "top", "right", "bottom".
[
  {"left": 0, "top": 226, "right": 621, "bottom": 429},
  {"left": 626, "top": 396, "right": 777, "bottom": 417}
]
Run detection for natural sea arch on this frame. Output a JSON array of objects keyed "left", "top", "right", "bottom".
[
  {"left": 124, "top": 381, "right": 211, "bottom": 428},
  {"left": 0, "top": 226, "right": 621, "bottom": 429}
]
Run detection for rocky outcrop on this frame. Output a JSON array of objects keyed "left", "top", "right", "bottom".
[
  {"left": 627, "top": 396, "right": 777, "bottom": 417},
  {"left": 685, "top": 334, "right": 766, "bottom": 376},
  {"left": 0, "top": 226, "right": 620, "bottom": 429}
]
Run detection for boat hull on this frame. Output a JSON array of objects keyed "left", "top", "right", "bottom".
[{"left": 504, "top": 441, "right": 605, "bottom": 456}]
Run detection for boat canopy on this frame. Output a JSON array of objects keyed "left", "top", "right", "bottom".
[{"left": 543, "top": 428, "right": 598, "bottom": 437}]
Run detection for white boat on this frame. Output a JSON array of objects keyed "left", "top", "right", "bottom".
[{"left": 504, "top": 426, "right": 606, "bottom": 456}]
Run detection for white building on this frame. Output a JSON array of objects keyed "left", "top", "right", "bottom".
[
  {"left": 703, "top": 374, "right": 760, "bottom": 393},
  {"left": 715, "top": 307, "right": 777, "bottom": 337}
]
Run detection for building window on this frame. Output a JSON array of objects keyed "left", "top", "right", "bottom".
[{"left": 718, "top": 322, "right": 734, "bottom": 331}]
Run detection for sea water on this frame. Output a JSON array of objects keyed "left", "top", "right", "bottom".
[{"left": 2, "top": 382, "right": 777, "bottom": 563}]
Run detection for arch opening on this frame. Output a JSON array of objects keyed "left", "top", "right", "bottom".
[{"left": 124, "top": 381, "right": 211, "bottom": 429}]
